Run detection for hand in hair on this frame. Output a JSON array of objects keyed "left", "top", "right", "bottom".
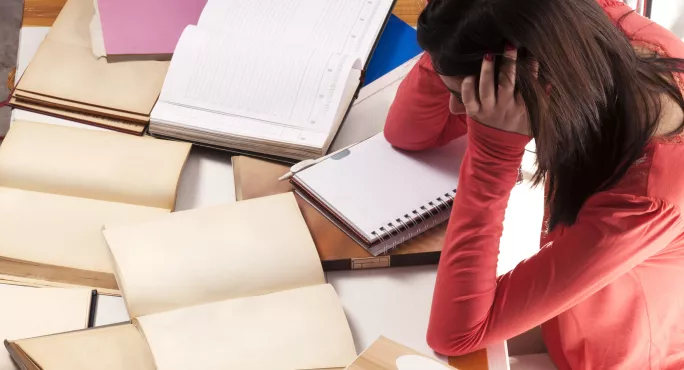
[{"left": 462, "top": 45, "right": 535, "bottom": 136}]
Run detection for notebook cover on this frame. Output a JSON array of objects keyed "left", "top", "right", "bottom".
[
  {"left": 363, "top": 14, "right": 422, "bottom": 86},
  {"left": 232, "top": 156, "right": 444, "bottom": 270},
  {"left": 98, "top": 0, "right": 207, "bottom": 58}
]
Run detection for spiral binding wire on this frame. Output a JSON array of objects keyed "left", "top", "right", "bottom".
[{"left": 370, "top": 189, "right": 457, "bottom": 247}]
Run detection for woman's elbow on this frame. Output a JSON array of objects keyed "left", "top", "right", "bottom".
[
  {"left": 383, "top": 119, "right": 438, "bottom": 151},
  {"left": 426, "top": 324, "right": 483, "bottom": 357}
]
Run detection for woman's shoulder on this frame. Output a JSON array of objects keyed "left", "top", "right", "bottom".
[
  {"left": 600, "top": 1, "right": 684, "bottom": 60},
  {"left": 615, "top": 138, "right": 684, "bottom": 210}
]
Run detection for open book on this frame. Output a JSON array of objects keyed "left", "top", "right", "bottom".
[
  {"left": 10, "top": 0, "right": 169, "bottom": 134},
  {"left": 0, "top": 121, "right": 191, "bottom": 295},
  {"left": 150, "top": 0, "right": 397, "bottom": 160},
  {"left": 0, "top": 285, "right": 94, "bottom": 370},
  {"left": 6, "top": 193, "right": 357, "bottom": 370}
]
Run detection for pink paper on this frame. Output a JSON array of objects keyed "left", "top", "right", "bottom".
[{"left": 98, "top": 0, "right": 207, "bottom": 57}]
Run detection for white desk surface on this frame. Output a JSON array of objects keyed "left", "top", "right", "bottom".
[{"left": 11, "top": 27, "right": 549, "bottom": 369}]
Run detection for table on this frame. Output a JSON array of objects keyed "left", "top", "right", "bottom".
[{"left": 13, "top": 1, "right": 548, "bottom": 369}]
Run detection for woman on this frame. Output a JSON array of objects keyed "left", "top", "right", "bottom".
[{"left": 384, "top": 0, "right": 684, "bottom": 368}]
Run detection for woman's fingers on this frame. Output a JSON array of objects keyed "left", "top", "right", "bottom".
[
  {"left": 531, "top": 59, "right": 540, "bottom": 79},
  {"left": 479, "top": 53, "right": 496, "bottom": 110},
  {"left": 461, "top": 76, "right": 480, "bottom": 115},
  {"left": 498, "top": 45, "right": 517, "bottom": 95}
]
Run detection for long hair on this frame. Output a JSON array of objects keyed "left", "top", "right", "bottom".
[{"left": 417, "top": 0, "right": 684, "bottom": 230}]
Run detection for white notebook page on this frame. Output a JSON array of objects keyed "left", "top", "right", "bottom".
[
  {"left": 198, "top": 0, "right": 394, "bottom": 64},
  {"left": 159, "top": 27, "right": 358, "bottom": 133},
  {"left": 295, "top": 134, "right": 467, "bottom": 240}
]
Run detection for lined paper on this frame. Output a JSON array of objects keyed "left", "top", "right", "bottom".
[
  {"left": 198, "top": 0, "right": 392, "bottom": 61},
  {"left": 160, "top": 27, "right": 357, "bottom": 131}
]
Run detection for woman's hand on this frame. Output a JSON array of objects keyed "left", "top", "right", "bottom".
[{"left": 462, "top": 46, "right": 534, "bottom": 136}]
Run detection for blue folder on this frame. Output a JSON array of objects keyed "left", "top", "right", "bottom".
[{"left": 363, "top": 15, "right": 423, "bottom": 86}]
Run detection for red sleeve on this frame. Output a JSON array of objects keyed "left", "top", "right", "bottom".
[
  {"left": 383, "top": 53, "right": 468, "bottom": 151},
  {"left": 427, "top": 118, "right": 684, "bottom": 356}
]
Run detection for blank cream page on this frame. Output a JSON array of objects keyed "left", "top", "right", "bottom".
[
  {"left": 0, "top": 285, "right": 91, "bottom": 370},
  {"left": 0, "top": 121, "right": 191, "bottom": 210},
  {"left": 136, "top": 284, "right": 357, "bottom": 370},
  {"left": 103, "top": 193, "right": 325, "bottom": 318},
  {"left": 15, "top": 324, "right": 155, "bottom": 370},
  {"left": 0, "top": 187, "right": 169, "bottom": 273}
]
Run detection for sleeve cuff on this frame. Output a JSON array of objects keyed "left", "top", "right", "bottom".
[{"left": 467, "top": 117, "right": 531, "bottom": 161}]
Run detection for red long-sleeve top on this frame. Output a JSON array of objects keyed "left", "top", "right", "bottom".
[{"left": 384, "top": 1, "right": 684, "bottom": 369}]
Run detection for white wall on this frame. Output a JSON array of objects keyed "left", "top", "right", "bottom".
[
  {"left": 623, "top": 0, "right": 684, "bottom": 39},
  {"left": 651, "top": 0, "right": 684, "bottom": 38}
]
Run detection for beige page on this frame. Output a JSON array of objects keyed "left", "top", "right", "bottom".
[
  {"left": 0, "top": 285, "right": 91, "bottom": 370},
  {"left": 136, "top": 284, "right": 357, "bottom": 370},
  {"left": 0, "top": 121, "right": 191, "bottom": 210},
  {"left": 103, "top": 193, "right": 325, "bottom": 318},
  {"left": 15, "top": 0, "right": 168, "bottom": 115},
  {"left": 13, "top": 325, "right": 155, "bottom": 370},
  {"left": 0, "top": 187, "right": 168, "bottom": 273}
]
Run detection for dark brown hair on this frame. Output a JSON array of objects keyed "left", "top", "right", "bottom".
[{"left": 418, "top": 0, "right": 684, "bottom": 230}]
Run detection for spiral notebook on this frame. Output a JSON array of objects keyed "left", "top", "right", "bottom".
[{"left": 292, "top": 133, "right": 466, "bottom": 256}]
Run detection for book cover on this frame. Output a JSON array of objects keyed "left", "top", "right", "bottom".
[
  {"left": 98, "top": 0, "right": 207, "bottom": 60},
  {"left": 364, "top": 14, "right": 422, "bottom": 86}
]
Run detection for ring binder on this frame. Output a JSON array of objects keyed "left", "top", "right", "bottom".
[{"left": 371, "top": 188, "right": 457, "bottom": 253}]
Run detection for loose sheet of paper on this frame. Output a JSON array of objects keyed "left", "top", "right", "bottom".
[
  {"left": 104, "top": 193, "right": 325, "bottom": 317},
  {"left": 0, "top": 285, "right": 91, "bottom": 370},
  {"left": 136, "top": 284, "right": 357, "bottom": 370}
]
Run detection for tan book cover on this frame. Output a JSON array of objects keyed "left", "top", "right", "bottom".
[
  {"left": 346, "top": 336, "right": 492, "bottom": 370},
  {"left": 11, "top": 0, "right": 169, "bottom": 133},
  {"left": 232, "top": 156, "right": 445, "bottom": 270},
  {"left": 6, "top": 194, "right": 357, "bottom": 370},
  {"left": 0, "top": 121, "right": 191, "bottom": 294}
]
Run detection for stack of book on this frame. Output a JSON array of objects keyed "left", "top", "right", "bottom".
[{"left": 10, "top": 0, "right": 168, "bottom": 134}]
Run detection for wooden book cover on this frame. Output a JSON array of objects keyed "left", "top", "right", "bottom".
[{"left": 232, "top": 156, "right": 445, "bottom": 270}]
